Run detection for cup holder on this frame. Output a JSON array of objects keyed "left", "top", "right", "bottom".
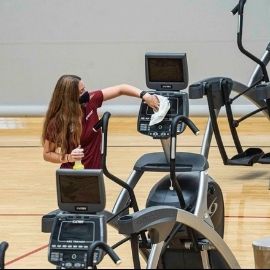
[{"left": 118, "top": 215, "right": 133, "bottom": 222}]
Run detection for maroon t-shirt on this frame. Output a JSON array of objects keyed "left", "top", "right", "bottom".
[{"left": 50, "top": 90, "right": 104, "bottom": 169}]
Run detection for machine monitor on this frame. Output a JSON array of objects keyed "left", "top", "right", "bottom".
[
  {"left": 58, "top": 221, "right": 94, "bottom": 242},
  {"left": 145, "top": 52, "right": 189, "bottom": 91},
  {"left": 56, "top": 169, "right": 106, "bottom": 213}
]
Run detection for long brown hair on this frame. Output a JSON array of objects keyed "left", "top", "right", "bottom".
[{"left": 42, "top": 75, "right": 83, "bottom": 157}]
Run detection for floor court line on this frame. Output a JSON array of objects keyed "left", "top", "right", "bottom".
[
  {"left": 0, "top": 214, "right": 43, "bottom": 217},
  {"left": 1, "top": 214, "right": 270, "bottom": 219},
  {"left": 5, "top": 244, "right": 49, "bottom": 267}
]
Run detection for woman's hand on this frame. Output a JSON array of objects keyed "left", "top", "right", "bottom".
[
  {"left": 69, "top": 145, "right": 84, "bottom": 162},
  {"left": 143, "top": 93, "right": 160, "bottom": 112}
]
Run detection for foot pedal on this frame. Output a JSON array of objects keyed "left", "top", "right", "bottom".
[
  {"left": 227, "top": 148, "right": 264, "bottom": 166},
  {"left": 259, "top": 153, "right": 270, "bottom": 164}
]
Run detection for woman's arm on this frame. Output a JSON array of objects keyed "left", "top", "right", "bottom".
[
  {"left": 43, "top": 140, "right": 84, "bottom": 164},
  {"left": 101, "top": 84, "right": 160, "bottom": 111},
  {"left": 43, "top": 140, "right": 67, "bottom": 163}
]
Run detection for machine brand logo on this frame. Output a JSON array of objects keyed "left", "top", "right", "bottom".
[
  {"left": 72, "top": 220, "right": 83, "bottom": 224},
  {"left": 75, "top": 206, "right": 88, "bottom": 211},
  {"left": 208, "top": 197, "right": 218, "bottom": 217},
  {"left": 161, "top": 84, "right": 173, "bottom": 89}
]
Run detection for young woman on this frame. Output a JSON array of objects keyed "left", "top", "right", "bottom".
[{"left": 42, "top": 74, "right": 159, "bottom": 169}]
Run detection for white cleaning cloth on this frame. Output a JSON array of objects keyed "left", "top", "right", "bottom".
[{"left": 149, "top": 95, "right": 171, "bottom": 126}]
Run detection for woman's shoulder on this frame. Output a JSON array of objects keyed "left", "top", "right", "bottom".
[{"left": 88, "top": 90, "right": 103, "bottom": 109}]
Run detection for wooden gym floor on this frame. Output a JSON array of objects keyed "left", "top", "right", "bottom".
[{"left": 0, "top": 116, "right": 269, "bottom": 269}]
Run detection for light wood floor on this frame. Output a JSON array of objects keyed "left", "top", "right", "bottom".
[{"left": 0, "top": 116, "right": 270, "bottom": 269}]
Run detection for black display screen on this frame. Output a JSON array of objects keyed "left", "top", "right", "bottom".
[
  {"left": 148, "top": 58, "right": 184, "bottom": 83},
  {"left": 59, "top": 175, "right": 101, "bottom": 204},
  {"left": 146, "top": 98, "right": 179, "bottom": 117},
  {"left": 59, "top": 222, "right": 94, "bottom": 242}
]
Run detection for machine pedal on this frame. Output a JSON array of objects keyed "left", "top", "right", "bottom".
[
  {"left": 226, "top": 148, "right": 264, "bottom": 166},
  {"left": 258, "top": 153, "right": 270, "bottom": 164}
]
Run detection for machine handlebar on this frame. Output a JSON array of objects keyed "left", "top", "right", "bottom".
[
  {"left": 88, "top": 241, "right": 121, "bottom": 267},
  {"left": 171, "top": 115, "right": 200, "bottom": 138},
  {"left": 0, "top": 242, "right": 8, "bottom": 269},
  {"left": 231, "top": 0, "right": 269, "bottom": 82},
  {"left": 231, "top": 0, "right": 247, "bottom": 15},
  {"left": 94, "top": 112, "right": 140, "bottom": 213}
]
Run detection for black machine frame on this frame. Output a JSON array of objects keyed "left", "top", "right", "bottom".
[{"left": 189, "top": 0, "right": 270, "bottom": 167}]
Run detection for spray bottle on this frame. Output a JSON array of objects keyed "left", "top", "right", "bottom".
[{"left": 72, "top": 145, "right": 84, "bottom": 170}]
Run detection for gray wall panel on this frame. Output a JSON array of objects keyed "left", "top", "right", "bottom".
[{"left": 0, "top": 0, "right": 269, "bottom": 115}]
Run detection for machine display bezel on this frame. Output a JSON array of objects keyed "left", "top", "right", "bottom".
[
  {"left": 145, "top": 52, "right": 189, "bottom": 91},
  {"left": 56, "top": 169, "right": 106, "bottom": 213}
]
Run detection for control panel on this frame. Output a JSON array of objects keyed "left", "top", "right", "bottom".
[
  {"left": 137, "top": 91, "right": 189, "bottom": 139},
  {"left": 48, "top": 213, "right": 106, "bottom": 269}
]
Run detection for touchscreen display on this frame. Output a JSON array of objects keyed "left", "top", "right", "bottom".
[
  {"left": 146, "top": 98, "right": 178, "bottom": 117},
  {"left": 59, "top": 222, "right": 94, "bottom": 242},
  {"left": 59, "top": 175, "right": 101, "bottom": 204},
  {"left": 148, "top": 58, "right": 184, "bottom": 83}
]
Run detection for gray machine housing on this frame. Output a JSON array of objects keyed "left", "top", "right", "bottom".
[
  {"left": 145, "top": 52, "right": 189, "bottom": 91},
  {"left": 56, "top": 169, "right": 106, "bottom": 214}
]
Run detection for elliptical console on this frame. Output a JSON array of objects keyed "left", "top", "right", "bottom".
[
  {"left": 138, "top": 53, "right": 189, "bottom": 139},
  {"left": 48, "top": 169, "right": 107, "bottom": 269},
  {"left": 49, "top": 214, "right": 106, "bottom": 269}
]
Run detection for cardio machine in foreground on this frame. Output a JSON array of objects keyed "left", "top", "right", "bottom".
[
  {"left": 47, "top": 169, "right": 121, "bottom": 269},
  {"left": 44, "top": 52, "right": 240, "bottom": 269}
]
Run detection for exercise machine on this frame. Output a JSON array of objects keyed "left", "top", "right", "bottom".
[
  {"left": 189, "top": 0, "right": 270, "bottom": 167},
  {"left": 111, "top": 52, "right": 239, "bottom": 268},
  {"left": 43, "top": 52, "right": 240, "bottom": 268},
  {"left": 47, "top": 169, "right": 121, "bottom": 269}
]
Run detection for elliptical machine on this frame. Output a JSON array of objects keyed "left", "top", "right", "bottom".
[
  {"left": 189, "top": 0, "right": 270, "bottom": 168},
  {"left": 114, "top": 52, "right": 238, "bottom": 268},
  {"left": 43, "top": 52, "right": 240, "bottom": 269}
]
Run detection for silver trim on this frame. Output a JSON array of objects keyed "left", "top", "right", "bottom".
[
  {"left": 200, "top": 250, "right": 211, "bottom": 269},
  {"left": 237, "top": 16, "right": 241, "bottom": 35},
  {"left": 200, "top": 117, "right": 213, "bottom": 159},
  {"left": 101, "top": 133, "right": 104, "bottom": 155},
  {"left": 194, "top": 172, "right": 214, "bottom": 228},
  {"left": 146, "top": 242, "right": 164, "bottom": 269},
  {"left": 200, "top": 109, "right": 220, "bottom": 159},
  {"left": 248, "top": 51, "right": 270, "bottom": 87},
  {"left": 161, "top": 139, "right": 171, "bottom": 163},
  {"left": 176, "top": 210, "right": 241, "bottom": 269},
  {"left": 171, "top": 137, "right": 176, "bottom": 160}
]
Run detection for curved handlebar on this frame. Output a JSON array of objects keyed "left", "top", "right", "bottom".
[
  {"left": 93, "top": 112, "right": 111, "bottom": 161},
  {"left": 93, "top": 111, "right": 111, "bottom": 132},
  {"left": 231, "top": 4, "right": 239, "bottom": 15},
  {"left": 231, "top": 0, "right": 246, "bottom": 15},
  {"left": 88, "top": 241, "right": 121, "bottom": 267},
  {"left": 0, "top": 242, "right": 8, "bottom": 269},
  {"left": 169, "top": 115, "right": 200, "bottom": 210},
  {"left": 94, "top": 112, "right": 140, "bottom": 213},
  {"left": 170, "top": 115, "right": 200, "bottom": 138},
  {"left": 231, "top": 0, "right": 269, "bottom": 82}
]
